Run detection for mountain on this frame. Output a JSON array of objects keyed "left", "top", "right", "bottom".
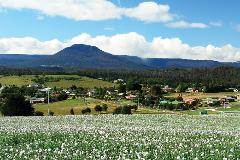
[
  {"left": 29, "top": 44, "right": 149, "bottom": 69},
  {"left": 0, "top": 44, "right": 239, "bottom": 69},
  {"left": 0, "top": 54, "right": 47, "bottom": 67}
]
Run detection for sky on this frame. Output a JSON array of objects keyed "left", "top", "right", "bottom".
[{"left": 0, "top": 0, "right": 240, "bottom": 62}]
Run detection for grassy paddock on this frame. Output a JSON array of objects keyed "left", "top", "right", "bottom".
[
  {"left": 34, "top": 98, "right": 140, "bottom": 115},
  {"left": 0, "top": 75, "right": 115, "bottom": 88}
]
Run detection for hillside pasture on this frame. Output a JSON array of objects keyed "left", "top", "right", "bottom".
[
  {"left": 34, "top": 98, "right": 141, "bottom": 115},
  {"left": 0, "top": 75, "right": 115, "bottom": 89}
]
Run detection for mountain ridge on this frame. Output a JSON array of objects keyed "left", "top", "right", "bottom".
[{"left": 0, "top": 44, "right": 239, "bottom": 69}]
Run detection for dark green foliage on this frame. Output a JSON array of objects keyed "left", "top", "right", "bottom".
[
  {"left": 175, "top": 83, "right": 188, "bottom": 93},
  {"left": 70, "top": 108, "right": 74, "bottom": 115},
  {"left": 202, "top": 84, "right": 226, "bottom": 93},
  {"left": 142, "top": 96, "right": 155, "bottom": 107},
  {"left": 1, "top": 94, "right": 34, "bottom": 116},
  {"left": 94, "top": 87, "right": 106, "bottom": 99},
  {"left": 121, "top": 106, "right": 132, "bottom": 114},
  {"left": 33, "top": 111, "right": 44, "bottom": 116},
  {"left": 130, "top": 105, "right": 138, "bottom": 111},
  {"left": 117, "top": 83, "right": 126, "bottom": 93},
  {"left": 57, "top": 93, "right": 68, "bottom": 101},
  {"left": 150, "top": 85, "right": 163, "bottom": 97},
  {"left": 1, "top": 86, "right": 38, "bottom": 98},
  {"left": 94, "top": 105, "right": 102, "bottom": 112},
  {"left": 201, "top": 110, "right": 208, "bottom": 115},
  {"left": 81, "top": 107, "right": 91, "bottom": 114},
  {"left": 126, "top": 81, "right": 142, "bottom": 91},
  {"left": 113, "top": 105, "right": 132, "bottom": 115},
  {"left": 102, "top": 104, "right": 108, "bottom": 111},
  {"left": 113, "top": 107, "right": 122, "bottom": 114},
  {"left": 49, "top": 111, "right": 54, "bottom": 116},
  {"left": 70, "top": 85, "right": 77, "bottom": 90},
  {"left": 75, "top": 67, "right": 240, "bottom": 90}
]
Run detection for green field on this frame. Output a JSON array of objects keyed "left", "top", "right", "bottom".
[
  {"left": 0, "top": 115, "right": 239, "bottom": 159},
  {"left": 34, "top": 98, "right": 116, "bottom": 115},
  {"left": 33, "top": 97, "right": 240, "bottom": 116},
  {"left": 0, "top": 75, "right": 115, "bottom": 88},
  {"left": 34, "top": 98, "right": 164, "bottom": 115}
]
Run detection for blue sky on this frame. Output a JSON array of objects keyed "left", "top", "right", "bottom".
[{"left": 0, "top": 0, "right": 239, "bottom": 61}]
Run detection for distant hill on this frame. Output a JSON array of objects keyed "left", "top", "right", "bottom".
[{"left": 0, "top": 44, "right": 239, "bottom": 69}]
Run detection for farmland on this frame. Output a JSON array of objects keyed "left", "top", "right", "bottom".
[
  {"left": 33, "top": 97, "right": 240, "bottom": 116},
  {"left": 0, "top": 75, "right": 115, "bottom": 89},
  {"left": 34, "top": 98, "right": 163, "bottom": 115},
  {"left": 0, "top": 114, "right": 239, "bottom": 159}
]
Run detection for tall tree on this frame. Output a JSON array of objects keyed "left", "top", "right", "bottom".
[{"left": 1, "top": 94, "right": 34, "bottom": 116}]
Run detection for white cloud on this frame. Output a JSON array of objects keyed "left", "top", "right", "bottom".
[
  {"left": 166, "top": 21, "right": 209, "bottom": 29},
  {"left": 1, "top": 33, "right": 240, "bottom": 62},
  {"left": 209, "top": 21, "right": 223, "bottom": 27},
  {"left": 124, "top": 2, "right": 173, "bottom": 23},
  {"left": 0, "top": 0, "right": 123, "bottom": 21},
  {"left": 0, "top": 37, "right": 62, "bottom": 55},
  {"left": 0, "top": 0, "right": 215, "bottom": 29},
  {"left": 0, "top": 0, "right": 173, "bottom": 22}
]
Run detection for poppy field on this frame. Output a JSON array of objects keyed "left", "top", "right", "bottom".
[{"left": 0, "top": 114, "right": 239, "bottom": 159}]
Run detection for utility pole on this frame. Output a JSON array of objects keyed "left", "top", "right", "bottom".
[
  {"left": 138, "top": 97, "right": 140, "bottom": 108},
  {"left": 47, "top": 89, "right": 50, "bottom": 115}
]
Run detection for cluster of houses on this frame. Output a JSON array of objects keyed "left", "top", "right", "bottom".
[
  {"left": 202, "top": 96, "right": 238, "bottom": 107},
  {"left": 1, "top": 80, "right": 240, "bottom": 110},
  {"left": 158, "top": 95, "right": 240, "bottom": 109},
  {"left": 22, "top": 83, "right": 240, "bottom": 107}
]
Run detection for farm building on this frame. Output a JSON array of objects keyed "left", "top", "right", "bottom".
[
  {"left": 125, "top": 95, "right": 137, "bottom": 100},
  {"left": 184, "top": 98, "right": 198, "bottom": 105},
  {"left": 29, "top": 97, "right": 45, "bottom": 104},
  {"left": 202, "top": 98, "right": 221, "bottom": 106}
]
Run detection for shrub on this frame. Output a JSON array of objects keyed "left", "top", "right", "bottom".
[
  {"left": 200, "top": 110, "right": 208, "bottom": 115},
  {"left": 94, "top": 105, "right": 102, "bottom": 112},
  {"left": 70, "top": 108, "right": 74, "bottom": 115},
  {"left": 130, "top": 105, "right": 138, "bottom": 111},
  {"left": 102, "top": 104, "right": 108, "bottom": 111},
  {"left": 82, "top": 107, "right": 91, "bottom": 114},
  {"left": 85, "top": 107, "right": 91, "bottom": 113},
  {"left": 81, "top": 109, "right": 86, "bottom": 114},
  {"left": 57, "top": 93, "right": 68, "bottom": 101},
  {"left": 113, "top": 106, "right": 132, "bottom": 115},
  {"left": 113, "top": 107, "right": 122, "bottom": 114},
  {"left": 33, "top": 111, "right": 44, "bottom": 116},
  {"left": 121, "top": 105, "right": 132, "bottom": 114},
  {"left": 49, "top": 111, "right": 54, "bottom": 116}
]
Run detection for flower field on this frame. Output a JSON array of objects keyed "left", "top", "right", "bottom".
[{"left": 0, "top": 114, "right": 239, "bottom": 159}]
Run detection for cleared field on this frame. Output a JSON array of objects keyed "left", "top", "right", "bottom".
[
  {"left": 46, "top": 76, "right": 115, "bottom": 88},
  {"left": 34, "top": 98, "right": 116, "bottom": 115},
  {"left": 0, "top": 75, "right": 115, "bottom": 88},
  {"left": 0, "top": 115, "right": 239, "bottom": 159},
  {"left": 33, "top": 98, "right": 165, "bottom": 115},
  {"left": 0, "top": 76, "right": 32, "bottom": 86},
  {"left": 34, "top": 98, "right": 136, "bottom": 115}
]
